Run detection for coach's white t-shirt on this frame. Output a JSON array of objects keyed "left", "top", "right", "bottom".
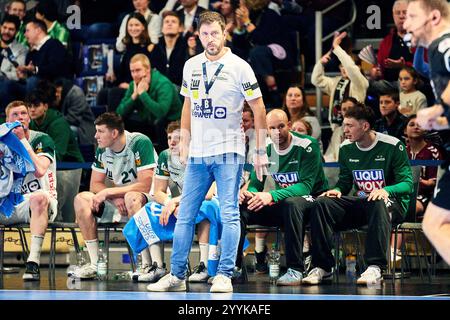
[{"left": 181, "top": 48, "right": 262, "bottom": 158}]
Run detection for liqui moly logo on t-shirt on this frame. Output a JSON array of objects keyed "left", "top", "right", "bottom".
[
  {"left": 352, "top": 169, "right": 386, "bottom": 192},
  {"left": 272, "top": 172, "right": 299, "bottom": 188}
]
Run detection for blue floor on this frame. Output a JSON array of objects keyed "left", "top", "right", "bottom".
[{"left": 0, "top": 290, "right": 449, "bottom": 300}]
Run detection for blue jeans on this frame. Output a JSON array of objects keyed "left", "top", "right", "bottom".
[{"left": 170, "top": 153, "right": 244, "bottom": 279}]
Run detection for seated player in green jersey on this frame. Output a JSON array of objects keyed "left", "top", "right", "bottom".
[
  {"left": 130, "top": 121, "right": 216, "bottom": 284},
  {"left": 72, "top": 112, "right": 157, "bottom": 279},
  {"left": 303, "top": 103, "right": 413, "bottom": 286},
  {"left": 237, "top": 109, "right": 328, "bottom": 286}
]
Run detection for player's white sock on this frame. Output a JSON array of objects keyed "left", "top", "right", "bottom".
[
  {"left": 199, "top": 242, "right": 209, "bottom": 267},
  {"left": 255, "top": 237, "right": 266, "bottom": 253},
  {"left": 85, "top": 239, "right": 99, "bottom": 266},
  {"left": 141, "top": 248, "right": 152, "bottom": 267},
  {"left": 149, "top": 243, "right": 163, "bottom": 268},
  {"left": 27, "top": 235, "right": 44, "bottom": 265}
]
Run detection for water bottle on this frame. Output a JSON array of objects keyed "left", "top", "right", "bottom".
[
  {"left": 67, "top": 246, "right": 86, "bottom": 276},
  {"left": 77, "top": 246, "right": 87, "bottom": 267},
  {"left": 97, "top": 242, "right": 108, "bottom": 281},
  {"left": 345, "top": 254, "right": 356, "bottom": 281},
  {"left": 268, "top": 243, "right": 280, "bottom": 284}
]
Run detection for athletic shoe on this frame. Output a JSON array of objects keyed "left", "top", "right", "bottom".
[
  {"left": 302, "top": 267, "right": 333, "bottom": 285},
  {"left": 188, "top": 262, "right": 209, "bottom": 283},
  {"left": 22, "top": 261, "right": 40, "bottom": 281},
  {"left": 131, "top": 264, "right": 151, "bottom": 282},
  {"left": 231, "top": 266, "right": 246, "bottom": 284},
  {"left": 138, "top": 262, "right": 167, "bottom": 283},
  {"left": 356, "top": 265, "right": 383, "bottom": 285},
  {"left": 207, "top": 276, "right": 214, "bottom": 285},
  {"left": 254, "top": 247, "right": 268, "bottom": 274},
  {"left": 147, "top": 273, "right": 186, "bottom": 292},
  {"left": 73, "top": 263, "right": 97, "bottom": 280},
  {"left": 210, "top": 274, "right": 233, "bottom": 293},
  {"left": 276, "top": 268, "right": 303, "bottom": 286}
]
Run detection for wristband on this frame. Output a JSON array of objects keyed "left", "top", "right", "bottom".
[
  {"left": 20, "top": 138, "right": 32, "bottom": 151},
  {"left": 255, "top": 148, "right": 267, "bottom": 156}
]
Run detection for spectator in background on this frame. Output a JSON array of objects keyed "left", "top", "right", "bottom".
[
  {"left": 116, "top": 54, "right": 182, "bottom": 151},
  {"left": 114, "top": 12, "right": 164, "bottom": 88},
  {"left": 369, "top": 0, "right": 414, "bottom": 94},
  {"left": 282, "top": 85, "right": 321, "bottom": 143},
  {"left": 26, "top": 87, "right": 83, "bottom": 163},
  {"left": 405, "top": 115, "right": 443, "bottom": 218},
  {"left": 18, "top": 19, "right": 71, "bottom": 91},
  {"left": 117, "top": 0, "right": 162, "bottom": 51},
  {"left": 312, "top": 31, "right": 369, "bottom": 131},
  {"left": 292, "top": 118, "right": 312, "bottom": 136},
  {"left": 26, "top": 86, "right": 84, "bottom": 222},
  {"left": 233, "top": 0, "right": 295, "bottom": 108},
  {"left": 35, "top": 0, "right": 70, "bottom": 48},
  {"left": 102, "top": 13, "right": 165, "bottom": 111},
  {"left": 374, "top": 91, "right": 408, "bottom": 142},
  {"left": 398, "top": 66, "right": 427, "bottom": 116},
  {"left": 323, "top": 97, "right": 358, "bottom": 163},
  {"left": 215, "top": 0, "right": 238, "bottom": 47},
  {"left": 53, "top": 78, "right": 96, "bottom": 146},
  {"left": 176, "top": 0, "right": 207, "bottom": 35},
  {"left": 0, "top": 14, "right": 28, "bottom": 111},
  {"left": 154, "top": 11, "right": 197, "bottom": 88},
  {"left": 7, "top": 0, "right": 27, "bottom": 46}
]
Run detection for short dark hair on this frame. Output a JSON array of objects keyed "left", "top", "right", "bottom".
[
  {"left": 1, "top": 14, "right": 20, "bottom": 31},
  {"left": 94, "top": 112, "right": 125, "bottom": 134},
  {"left": 243, "top": 103, "right": 254, "bottom": 119},
  {"left": 25, "top": 88, "right": 53, "bottom": 106},
  {"left": 341, "top": 97, "right": 359, "bottom": 106},
  {"left": 380, "top": 90, "right": 400, "bottom": 103},
  {"left": 162, "top": 10, "right": 181, "bottom": 24},
  {"left": 344, "top": 103, "right": 376, "bottom": 129},
  {"left": 198, "top": 11, "right": 226, "bottom": 32},
  {"left": 35, "top": 0, "right": 58, "bottom": 22},
  {"left": 27, "top": 18, "right": 48, "bottom": 34}
]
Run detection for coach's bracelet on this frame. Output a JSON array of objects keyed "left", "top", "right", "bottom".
[
  {"left": 255, "top": 148, "right": 267, "bottom": 156},
  {"left": 20, "top": 138, "right": 32, "bottom": 151}
]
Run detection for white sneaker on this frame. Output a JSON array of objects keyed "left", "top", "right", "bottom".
[
  {"left": 138, "top": 262, "right": 167, "bottom": 283},
  {"left": 210, "top": 274, "right": 233, "bottom": 293},
  {"left": 188, "top": 262, "right": 209, "bottom": 283},
  {"left": 73, "top": 263, "right": 97, "bottom": 280},
  {"left": 131, "top": 264, "right": 151, "bottom": 282},
  {"left": 207, "top": 276, "right": 215, "bottom": 285},
  {"left": 276, "top": 268, "right": 304, "bottom": 286},
  {"left": 357, "top": 265, "right": 383, "bottom": 285},
  {"left": 146, "top": 273, "right": 186, "bottom": 292},
  {"left": 302, "top": 267, "right": 333, "bottom": 285}
]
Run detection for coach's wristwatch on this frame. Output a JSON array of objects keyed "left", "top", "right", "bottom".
[{"left": 255, "top": 148, "right": 267, "bottom": 156}]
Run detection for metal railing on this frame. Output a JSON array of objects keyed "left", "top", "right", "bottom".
[{"left": 315, "top": 0, "right": 357, "bottom": 123}]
